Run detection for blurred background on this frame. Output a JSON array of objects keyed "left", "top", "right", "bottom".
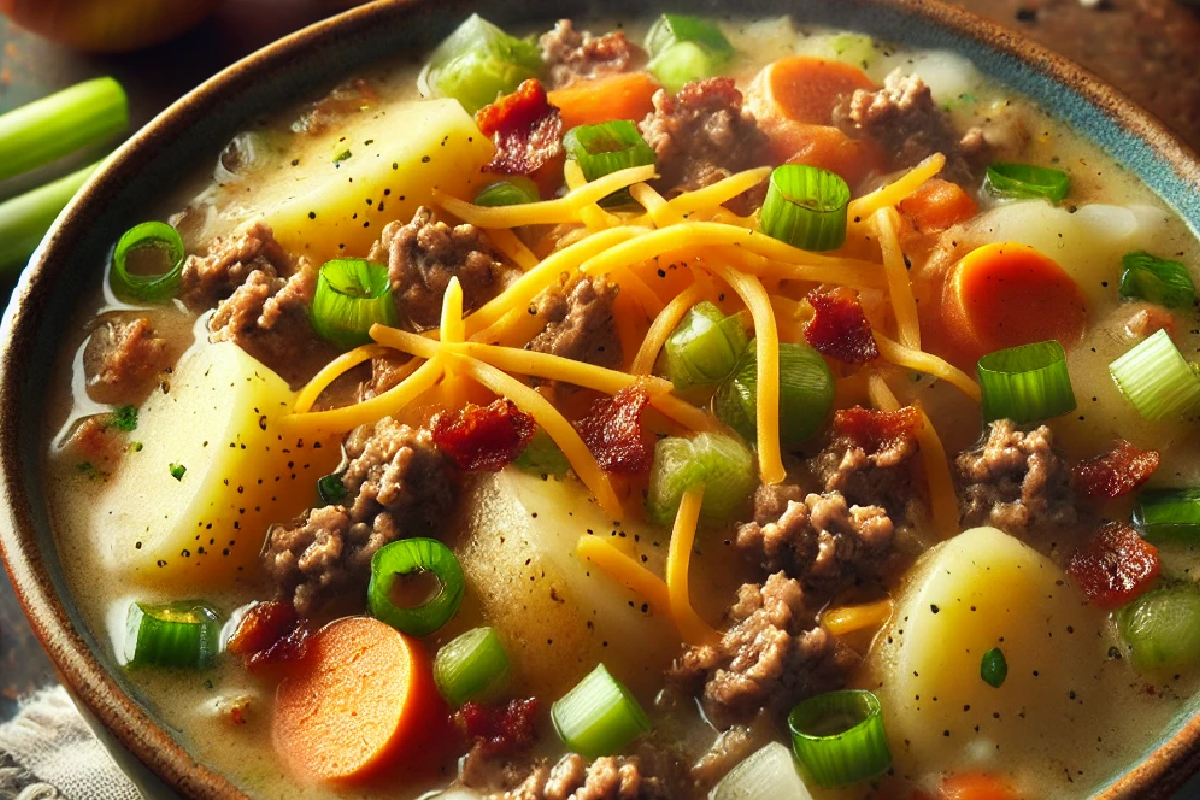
[{"left": 1, "top": 0, "right": 1199, "bottom": 729}]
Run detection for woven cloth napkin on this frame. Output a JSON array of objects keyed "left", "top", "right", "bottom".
[{"left": 0, "top": 686, "right": 143, "bottom": 800}]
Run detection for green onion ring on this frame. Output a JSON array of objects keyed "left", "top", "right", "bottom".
[
  {"left": 788, "top": 689, "right": 892, "bottom": 788},
  {"left": 108, "top": 221, "right": 185, "bottom": 302},
  {"left": 1134, "top": 487, "right": 1200, "bottom": 543},
  {"left": 368, "top": 538, "right": 465, "bottom": 636},
  {"left": 985, "top": 163, "right": 1071, "bottom": 203},
  {"left": 309, "top": 258, "right": 398, "bottom": 349},
  {"left": 474, "top": 178, "right": 540, "bottom": 207},
  {"left": 977, "top": 340, "right": 1076, "bottom": 423},
  {"left": 758, "top": 164, "right": 850, "bottom": 252},
  {"left": 123, "top": 599, "right": 222, "bottom": 669}
]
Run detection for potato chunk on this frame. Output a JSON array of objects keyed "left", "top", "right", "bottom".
[
  {"left": 80, "top": 342, "right": 340, "bottom": 588},
  {"left": 449, "top": 469, "right": 679, "bottom": 700},
  {"left": 877, "top": 527, "right": 1114, "bottom": 776}
]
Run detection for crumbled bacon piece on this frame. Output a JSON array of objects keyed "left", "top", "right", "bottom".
[
  {"left": 1125, "top": 304, "right": 1176, "bottom": 339},
  {"left": 804, "top": 287, "right": 880, "bottom": 365},
  {"left": 574, "top": 385, "right": 653, "bottom": 474},
  {"left": 1067, "top": 522, "right": 1161, "bottom": 609},
  {"left": 453, "top": 697, "right": 540, "bottom": 758},
  {"left": 831, "top": 405, "right": 923, "bottom": 455},
  {"left": 1072, "top": 440, "right": 1160, "bottom": 499},
  {"left": 431, "top": 399, "right": 536, "bottom": 471},
  {"left": 475, "top": 78, "right": 564, "bottom": 176},
  {"left": 226, "top": 600, "right": 312, "bottom": 670}
]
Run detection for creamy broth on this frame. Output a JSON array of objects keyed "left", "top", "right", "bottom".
[{"left": 42, "top": 14, "right": 1200, "bottom": 800}]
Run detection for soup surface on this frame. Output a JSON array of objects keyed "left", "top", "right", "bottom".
[{"left": 42, "top": 12, "right": 1200, "bottom": 800}]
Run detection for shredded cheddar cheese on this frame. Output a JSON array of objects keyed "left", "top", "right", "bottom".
[
  {"left": 294, "top": 343, "right": 392, "bottom": 414},
  {"left": 487, "top": 228, "right": 539, "bottom": 271},
  {"left": 848, "top": 152, "right": 946, "bottom": 221},
  {"left": 707, "top": 261, "right": 786, "bottom": 485},
  {"left": 873, "top": 207, "right": 922, "bottom": 350},
  {"left": 822, "top": 599, "right": 895, "bottom": 636},
  {"left": 868, "top": 372, "right": 959, "bottom": 540},
  {"left": 873, "top": 332, "right": 982, "bottom": 403},
  {"left": 577, "top": 534, "right": 672, "bottom": 617},
  {"left": 282, "top": 356, "right": 443, "bottom": 435},
  {"left": 631, "top": 273, "right": 709, "bottom": 376},
  {"left": 433, "top": 163, "right": 655, "bottom": 228},
  {"left": 666, "top": 486, "right": 722, "bottom": 647}
]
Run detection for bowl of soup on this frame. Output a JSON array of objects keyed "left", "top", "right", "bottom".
[{"left": 4, "top": 0, "right": 1200, "bottom": 798}]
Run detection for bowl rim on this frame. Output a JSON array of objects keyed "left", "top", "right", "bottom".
[{"left": 2, "top": 0, "right": 1200, "bottom": 798}]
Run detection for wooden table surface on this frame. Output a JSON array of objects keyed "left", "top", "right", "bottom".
[{"left": 1, "top": 0, "right": 1199, "bottom": 755}]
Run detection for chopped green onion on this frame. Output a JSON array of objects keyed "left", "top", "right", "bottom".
[
  {"left": 828, "top": 33, "right": 876, "bottom": 68},
  {"left": 474, "top": 177, "right": 540, "bottom": 207},
  {"left": 563, "top": 121, "right": 656, "bottom": 207},
  {"left": 332, "top": 149, "right": 352, "bottom": 164},
  {"left": 0, "top": 161, "right": 100, "bottom": 276},
  {"left": 663, "top": 301, "right": 748, "bottom": 390},
  {"left": 1118, "top": 251, "right": 1198, "bottom": 308},
  {"left": 1117, "top": 583, "right": 1200, "bottom": 672},
  {"left": 309, "top": 258, "right": 399, "bottom": 349},
  {"left": 434, "top": 626, "right": 511, "bottom": 707},
  {"left": 423, "top": 14, "right": 542, "bottom": 114},
  {"left": 368, "top": 537, "right": 465, "bottom": 636},
  {"left": 317, "top": 473, "right": 347, "bottom": 504},
  {"left": 648, "top": 43, "right": 721, "bottom": 95},
  {"left": 646, "top": 432, "right": 756, "bottom": 526},
  {"left": 108, "top": 221, "right": 185, "bottom": 303},
  {"left": 976, "top": 340, "right": 1076, "bottom": 423},
  {"left": 985, "top": 163, "right": 1071, "bottom": 203},
  {"left": 981, "top": 646, "right": 1007, "bottom": 688},
  {"left": 714, "top": 340, "right": 835, "bottom": 445},
  {"left": 644, "top": 14, "right": 735, "bottom": 61},
  {"left": 1133, "top": 488, "right": 1200, "bottom": 543},
  {"left": 788, "top": 690, "right": 891, "bottom": 788},
  {"left": 551, "top": 663, "right": 650, "bottom": 757},
  {"left": 169, "top": 463, "right": 186, "bottom": 481},
  {"left": 0, "top": 77, "right": 127, "bottom": 183},
  {"left": 1109, "top": 329, "right": 1200, "bottom": 421},
  {"left": 758, "top": 165, "right": 850, "bottom": 252},
  {"left": 108, "top": 405, "right": 138, "bottom": 431},
  {"left": 514, "top": 428, "right": 571, "bottom": 478},
  {"left": 710, "top": 741, "right": 810, "bottom": 800},
  {"left": 123, "top": 600, "right": 221, "bottom": 669}
]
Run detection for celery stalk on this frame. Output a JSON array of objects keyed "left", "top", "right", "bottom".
[
  {"left": 0, "top": 162, "right": 100, "bottom": 275},
  {"left": 0, "top": 78, "right": 127, "bottom": 182}
]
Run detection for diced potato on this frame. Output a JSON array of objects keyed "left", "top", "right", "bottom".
[
  {"left": 203, "top": 99, "right": 494, "bottom": 263},
  {"left": 877, "top": 527, "right": 1115, "bottom": 775},
  {"left": 449, "top": 469, "right": 679, "bottom": 700},
  {"left": 80, "top": 342, "right": 340, "bottom": 589}
]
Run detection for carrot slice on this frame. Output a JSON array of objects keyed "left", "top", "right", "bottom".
[
  {"left": 939, "top": 772, "right": 1019, "bottom": 800},
  {"left": 272, "top": 616, "right": 443, "bottom": 783},
  {"left": 941, "top": 242, "right": 1088, "bottom": 363},
  {"left": 898, "top": 177, "right": 979, "bottom": 234},
  {"left": 547, "top": 72, "right": 660, "bottom": 131},
  {"left": 745, "top": 57, "right": 883, "bottom": 182}
]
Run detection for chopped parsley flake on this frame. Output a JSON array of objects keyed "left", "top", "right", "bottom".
[
  {"left": 169, "top": 463, "right": 187, "bottom": 481},
  {"left": 317, "top": 473, "right": 347, "bottom": 503},
  {"left": 333, "top": 150, "right": 352, "bottom": 163},
  {"left": 75, "top": 461, "right": 108, "bottom": 481},
  {"left": 128, "top": 441, "right": 144, "bottom": 453},
  {"left": 107, "top": 405, "right": 138, "bottom": 431}
]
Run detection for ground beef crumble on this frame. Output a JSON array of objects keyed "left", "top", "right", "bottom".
[
  {"left": 638, "top": 78, "right": 771, "bottom": 207},
  {"left": 836, "top": 70, "right": 988, "bottom": 185},
  {"left": 374, "top": 206, "right": 505, "bottom": 330},
  {"left": 82, "top": 317, "right": 171, "bottom": 405},
  {"left": 737, "top": 485, "right": 895, "bottom": 590},
  {"left": 956, "top": 418, "right": 1077, "bottom": 533},
  {"left": 811, "top": 417, "right": 920, "bottom": 516},
  {"left": 539, "top": 19, "right": 640, "bottom": 89},
  {"left": 527, "top": 275, "right": 621, "bottom": 369},
  {"left": 670, "top": 573, "right": 855, "bottom": 728},
  {"left": 463, "top": 749, "right": 678, "bottom": 800},
  {"left": 261, "top": 419, "right": 454, "bottom": 615}
]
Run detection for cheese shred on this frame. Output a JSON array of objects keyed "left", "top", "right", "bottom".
[
  {"left": 577, "top": 535, "right": 672, "bottom": 618},
  {"left": 631, "top": 275, "right": 708, "bottom": 376},
  {"left": 848, "top": 152, "right": 946, "bottom": 221},
  {"left": 283, "top": 356, "right": 443, "bottom": 436},
  {"left": 666, "top": 486, "right": 722, "bottom": 647},
  {"left": 822, "top": 599, "right": 895, "bottom": 636},
  {"left": 873, "top": 332, "right": 982, "bottom": 402},
  {"left": 294, "top": 343, "right": 391, "bottom": 414},
  {"left": 873, "top": 207, "right": 922, "bottom": 350}
]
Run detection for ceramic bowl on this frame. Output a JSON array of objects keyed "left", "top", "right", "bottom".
[{"left": 2, "top": 0, "right": 1200, "bottom": 798}]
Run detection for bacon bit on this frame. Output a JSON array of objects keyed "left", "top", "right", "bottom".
[
  {"left": 805, "top": 287, "right": 880, "bottom": 365},
  {"left": 1067, "top": 521, "right": 1161, "bottom": 609},
  {"left": 431, "top": 399, "right": 536, "bottom": 471},
  {"left": 1124, "top": 304, "right": 1176, "bottom": 339},
  {"left": 218, "top": 695, "right": 254, "bottom": 726},
  {"left": 226, "top": 600, "right": 312, "bottom": 670},
  {"left": 832, "top": 405, "right": 922, "bottom": 455},
  {"left": 1072, "top": 440, "right": 1160, "bottom": 499},
  {"left": 453, "top": 697, "right": 540, "bottom": 758},
  {"left": 475, "top": 78, "right": 564, "bottom": 176},
  {"left": 574, "top": 385, "right": 653, "bottom": 474}
]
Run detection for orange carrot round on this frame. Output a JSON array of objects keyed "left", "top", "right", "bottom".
[
  {"left": 940, "top": 771, "right": 1018, "bottom": 800},
  {"left": 899, "top": 178, "right": 979, "bottom": 234},
  {"left": 548, "top": 72, "right": 660, "bottom": 131},
  {"left": 272, "top": 616, "right": 442, "bottom": 784},
  {"left": 784, "top": 125, "right": 885, "bottom": 189},
  {"left": 941, "top": 242, "right": 1088, "bottom": 363}
]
